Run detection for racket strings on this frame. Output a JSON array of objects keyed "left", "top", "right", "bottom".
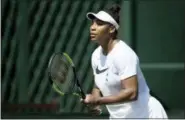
[
  {"left": 51, "top": 55, "right": 70, "bottom": 80},
  {"left": 49, "top": 54, "right": 75, "bottom": 93}
]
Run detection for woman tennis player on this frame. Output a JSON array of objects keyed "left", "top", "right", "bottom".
[{"left": 82, "top": 4, "right": 168, "bottom": 119}]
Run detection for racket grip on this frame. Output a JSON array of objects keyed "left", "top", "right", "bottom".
[{"left": 80, "top": 90, "right": 86, "bottom": 99}]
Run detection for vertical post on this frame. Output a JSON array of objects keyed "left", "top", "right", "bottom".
[
  {"left": 130, "top": 0, "right": 137, "bottom": 52},
  {"left": 118, "top": 0, "right": 137, "bottom": 50},
  {"left": 16, "top": 0, "right": 29, "bottom": 103},
  {"left": 118, "top": 0, "right": 132, "bottom": 46}
]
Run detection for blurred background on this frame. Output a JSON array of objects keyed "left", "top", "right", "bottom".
[{"left": 1, "top": 0, "right": 185, "bottom": 119}]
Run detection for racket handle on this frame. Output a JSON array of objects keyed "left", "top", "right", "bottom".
[
  {"left": 81, "top": 91, "right": 86, "bottom": 99},
  {"left": 78, "top": 87, "right": 86, "bottom": 99}
]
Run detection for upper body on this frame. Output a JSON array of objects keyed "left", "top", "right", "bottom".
[
  {"left": 82, "top": 4, "right": 151, "bottom": 118},
  {"left": 91, "top": 39, "right": 150, "bottom": 118}
]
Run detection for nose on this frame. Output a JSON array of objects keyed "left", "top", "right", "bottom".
[{"left": 90, "top": 22, "right": 96, "bottom": 31}]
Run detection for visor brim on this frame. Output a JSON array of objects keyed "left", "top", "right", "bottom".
[{"left": 86, "top": 12, "right": 97, "bottom": 20}]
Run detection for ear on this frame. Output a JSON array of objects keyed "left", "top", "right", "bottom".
[{"left": 109, "top": 25, "right": 116, "bottom": 34}]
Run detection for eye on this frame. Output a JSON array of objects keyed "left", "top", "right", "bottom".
[{"left": 96, "top": 20, "right": 104, "bottom": 26}]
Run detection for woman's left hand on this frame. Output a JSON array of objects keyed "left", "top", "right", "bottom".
[{"left": 81, "top": 94, "right": 99, "bottom": 105}]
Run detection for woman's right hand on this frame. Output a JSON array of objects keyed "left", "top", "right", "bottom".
[
  {"left": 87, "top": 105, "right": 102, "bottom": 115},
  {"left": 80, "top": 95, "right": 102, "bottom": 115}
]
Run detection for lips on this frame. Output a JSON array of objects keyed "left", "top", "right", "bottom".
[
  {"left": 90, "top": 33, "right": 96, "bottom": 35},
  {"left": 90, "top": 34, "right": 96, "bottom": 37},
  {"left": 90, "top": 35, "right": 96, "bottom": 39},
  {"left": 90, "top": 33, "right": 97, "bottom": 38}
]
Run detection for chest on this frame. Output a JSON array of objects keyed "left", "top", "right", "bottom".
[{"left": 94, "top": 57, "right": 121, "bottom": 93}]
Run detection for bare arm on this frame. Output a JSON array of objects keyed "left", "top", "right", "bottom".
[
  {"left": 92, "top": 84, "right": 101, "bottom": 98},
  {"left": 87, "top": 83, "right": 102, "bottom": 115}
]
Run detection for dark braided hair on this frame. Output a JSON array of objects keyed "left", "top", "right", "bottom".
[
  {"left": 104, "top": 4, "right": 121, "bottom": 24},
  {"left": 104, "top": 4, "right": 121, "bottom": 37}
]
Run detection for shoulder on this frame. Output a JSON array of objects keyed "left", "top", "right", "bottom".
[
  {"left": 114, "top": 40, "right": 139, "bottom": 62},
  {"left": 91, "top": 46, "right": 101, "bottom": 61}
]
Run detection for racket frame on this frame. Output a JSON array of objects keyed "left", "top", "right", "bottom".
[{"left": 48, "top": 52, "right": 86, "bottom": 99}]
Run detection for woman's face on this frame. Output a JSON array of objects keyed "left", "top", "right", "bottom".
[{"left": 90, "top": 18, "right": 110, "bottom": 42}]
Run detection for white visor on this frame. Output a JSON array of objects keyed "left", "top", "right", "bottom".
[{"left": 86, "top": 11, "right": 119, "bottom": 30}]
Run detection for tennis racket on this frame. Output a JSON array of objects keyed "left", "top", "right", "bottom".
[{"left": 48, "top": 52, "right": 86, "bottom": 99}]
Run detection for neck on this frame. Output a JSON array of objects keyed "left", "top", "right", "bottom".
[{"left": 100, "top": 38, "right": 117, "bottom": 55}]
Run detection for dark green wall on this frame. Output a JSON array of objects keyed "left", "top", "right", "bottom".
[{"left": 136, "top": 1, "right": 185, "bottom": 109}]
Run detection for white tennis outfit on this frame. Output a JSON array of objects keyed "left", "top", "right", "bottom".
[{"left": 91, "top": 40, "right": 168, "bottom": 119}]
